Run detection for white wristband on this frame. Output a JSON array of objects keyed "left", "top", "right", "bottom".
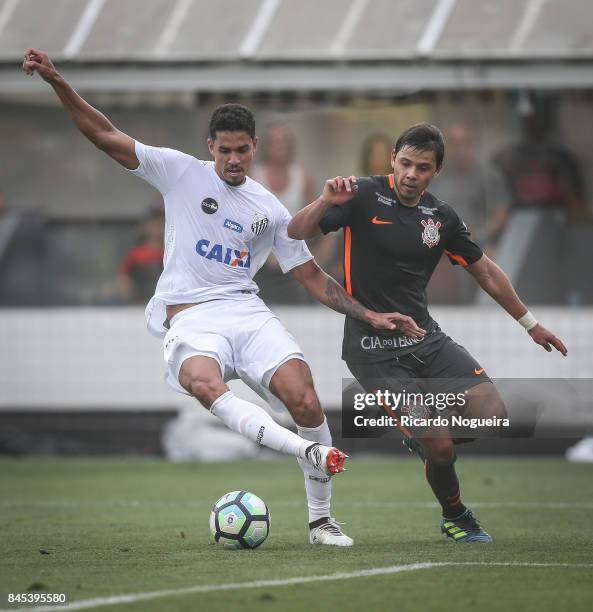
[{"left": 518, "top": 311, "right": 538, "bottom": 331}]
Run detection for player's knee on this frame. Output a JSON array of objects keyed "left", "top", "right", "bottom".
[
  {"left": 421, "top": 437, "right": 455, "bottom": 465},
  {"left": 490, "top": 399, "right": 507, "bottom": 420},
  {"left": 186, "top": 378, "right": 226, "bottom": 407},
  {"left": 480, "top": 386, "right": 507, "bottom": 419},
  {"left": 476, "top": 393, "right": 507, "bottom": 420},
  {"left": 286, "top": 386, "right": 322, "bottom": 426}
]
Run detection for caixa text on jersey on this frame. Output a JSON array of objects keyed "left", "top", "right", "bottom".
[{"left": 195, "top": 239, "right": 251, "bottom": 268}]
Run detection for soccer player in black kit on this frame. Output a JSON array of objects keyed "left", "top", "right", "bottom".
[{"left": 288, "top": 123, "right": 567, "bottom": 542}]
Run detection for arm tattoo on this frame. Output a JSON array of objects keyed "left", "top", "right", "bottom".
[{"left": 324, "top": 276, "right": 367, "bottom": 322}]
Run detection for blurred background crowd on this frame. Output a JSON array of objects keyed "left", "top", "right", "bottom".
[
  {"left": 1, "top": 0, "right": 593, "bottom": 310},
  {"left": 2, "top": 92, "right": 591, "bottom": 307}
]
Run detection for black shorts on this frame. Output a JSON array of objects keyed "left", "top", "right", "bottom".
[
  {"left": 344, "top": 332, "right": 492, "bottom": 438},
  {"left": 347, "top": 330, "right": 490, "bottom": 395}
]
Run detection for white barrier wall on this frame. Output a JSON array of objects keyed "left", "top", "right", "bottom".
[{"left": 1, "top": 306, "right": 592, "bottom": 411}]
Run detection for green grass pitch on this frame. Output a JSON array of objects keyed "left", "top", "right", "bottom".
[{"left": 1, "top": 456, "right": 592, "bottom": 611}]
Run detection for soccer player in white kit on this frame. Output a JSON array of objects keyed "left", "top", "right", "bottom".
[{"left": 24, "top": 49, "right": 424, "bottom": 546}]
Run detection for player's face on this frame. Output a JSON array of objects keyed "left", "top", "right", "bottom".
[
  {"left": 391, "top": 146, "right": 440, "bottom": 206},
  {"left": 208, "top": 131, "right": 258, "bottom": 186}
]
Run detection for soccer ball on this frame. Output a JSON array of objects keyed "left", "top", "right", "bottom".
[{"left": 210, "top": 490, "right": 270, "bottom": 549}]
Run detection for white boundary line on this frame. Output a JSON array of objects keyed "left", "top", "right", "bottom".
[
  {"left": 4, "top": 561, "right": 592, "bottom": 612},
  {"left": 2, "top": 500, "right": 593, "bottom": 510}
]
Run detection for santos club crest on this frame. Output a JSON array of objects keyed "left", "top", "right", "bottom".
[
  {"left": 251, "top": 213, "right": 269, "bottom": 236},
  {"left": 421, "top": 218, "right": 441, "bottom": 248}
]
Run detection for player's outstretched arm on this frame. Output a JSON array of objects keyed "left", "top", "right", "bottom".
[
  {"left": 467, "top": 254, "right": 568, "bottom": 355},
  {"left": 291, "top": 260, "right": 426, "bottom": 337},
  {"left": 22, "top": 48, "right": 138, "bottom": 169},
  {"left": 288, "top": 176, "right": 358, "bottom": 239}
]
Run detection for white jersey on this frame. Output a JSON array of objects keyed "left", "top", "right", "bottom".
[{"left": 128, "top": 141, "right": 313, "bottom": 337}]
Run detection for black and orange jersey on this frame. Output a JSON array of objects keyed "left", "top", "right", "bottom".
[{"left": 319, "top": 174, "right": 483, "bottom": 363}]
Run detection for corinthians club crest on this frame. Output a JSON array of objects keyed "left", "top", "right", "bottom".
[
  {"left": 421, "top": 218, "right": 441, "bottom": 248},
  {"left": 251, "top": 213, "right": 269, "bottom": 237}
]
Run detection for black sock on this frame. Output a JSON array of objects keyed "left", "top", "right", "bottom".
[
  {"left": 425, "top": 456, "right": 467, "bottom": 519},
  {"left": 309, "top": 516, "right": 330, "bottom": 529}
]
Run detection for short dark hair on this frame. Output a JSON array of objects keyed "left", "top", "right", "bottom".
[
  {"left": 209, "top": 104, "right": 256, "bottom": 140},
  {"left": 394, "top": 123, "right": 445, "bottom": 169}
]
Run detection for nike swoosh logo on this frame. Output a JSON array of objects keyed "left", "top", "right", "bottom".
[
  {"left": 371, "top": 216, "right": 393, "bottom": 225},
  {"left": 474, "top": 368, "right": 485, "bottom": 375}
]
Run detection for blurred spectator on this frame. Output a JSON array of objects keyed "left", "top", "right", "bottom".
[
  {"left": 0, "top": 191, "right": 47, "bottom": 305},
  {"left": 428, "top": 123, "right": 512, "bottom": 305},
  {"left": 360, "top": 133, "right": 393, "bottom": 176},
  {"left": 251, "top": 123, "right": 315, "bottom": 216},
  {"left": 494, "top": 101, "right": 588, "bottom": 220},
  {"left": 112, "top": 202, "right": 165, "bottom": 304},
  {"left": 252, "top": 123, "right": 337, "bottom": 303},
  {"left": 431, "top": 122, "right": 511, "bottom": 249}
]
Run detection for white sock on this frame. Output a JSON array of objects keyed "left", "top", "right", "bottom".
[
  {"left": 297, "top": 416, "right": 333, "bottom": 524},
  {"left": 211, "top": 391, "right": 310, "bottom": 459}
]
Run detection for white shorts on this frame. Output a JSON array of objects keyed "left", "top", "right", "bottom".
[{"left": 163, "top": 294, "right": 305, "bottom": 396}]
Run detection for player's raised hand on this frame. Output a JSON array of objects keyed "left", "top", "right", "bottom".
[
  {"left": 366, "top": 311, "right": 426, "bottom": 338},
  {"left": 321, "top": 175, "right": 359, "bottom": 206},
  {"left": 528, "top": 324, "right": 567, "bottom": 356},
  {"left": 22, "top": 48, "right": 59, "bottom": 82}
]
